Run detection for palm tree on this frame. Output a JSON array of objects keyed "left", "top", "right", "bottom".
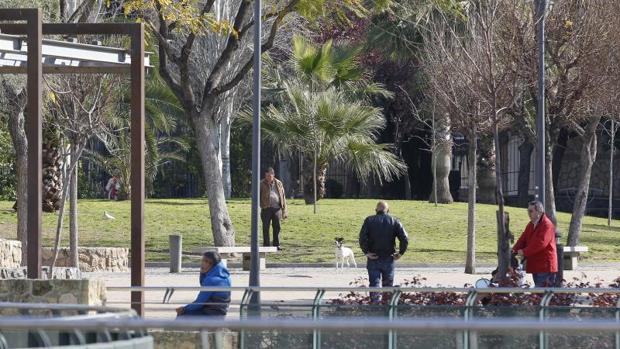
[
  {"left": 262, "top": 83, "right": 406, "bottom": 208},
  {"left": 89, "top": 75, "right": 189, "bottom": 199}
]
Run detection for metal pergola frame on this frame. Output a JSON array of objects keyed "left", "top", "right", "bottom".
[{"left": 0, "top": 8, "right": 146, "bottom": 316}]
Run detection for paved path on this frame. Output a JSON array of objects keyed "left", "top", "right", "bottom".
[{"left": 87, "top": 264, "right": 620, "bottom": 319}]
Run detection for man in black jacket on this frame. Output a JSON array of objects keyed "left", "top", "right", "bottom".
[{"left": 359, "top": 201, "right": 409, "bottom": 301}]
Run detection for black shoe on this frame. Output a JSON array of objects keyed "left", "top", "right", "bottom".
[{"left": 276, "top": 246, "right": 283, "bottom": 251}]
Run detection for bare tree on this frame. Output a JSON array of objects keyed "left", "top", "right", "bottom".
[
  {"left": 44, "top": 74, "right": 119, "bottom": 271},
  {"left": 421, "top": 15, "right": 492, "bottom": 274}
]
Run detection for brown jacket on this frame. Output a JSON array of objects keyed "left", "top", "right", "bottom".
[{"left": 260, "top": 178, "right": 287, "bottom": 213}]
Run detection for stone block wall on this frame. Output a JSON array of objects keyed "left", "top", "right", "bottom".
[
  {"left": 150, "top": 331, "right": 238, "bottom": 349},
  {"left": 0, "top": 279, "right": 106, "bottom": 311},
  {"left": 0, "top": 239, "right": 21, "bottom": 268},
  {"left": 42, "top": 247, "right": 129, "bottom": 272}
]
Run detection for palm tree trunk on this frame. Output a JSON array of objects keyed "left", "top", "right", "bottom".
[
  {"left": 465, "top": 131, "right": 477, "bottom": 274},
  {"left": 567, "top": 117, "right": 601, "bottom": 246},
  {"left": 42, "top": 127, "right": 64, "bottom": 212}
]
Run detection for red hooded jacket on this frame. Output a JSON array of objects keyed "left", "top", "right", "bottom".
[{"left": 512, "top": 213, "right": 557, "bottom": 273}]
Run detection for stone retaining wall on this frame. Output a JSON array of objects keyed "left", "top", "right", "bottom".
[
  {"left": 0, "top": 239, "right": 21, "bottom": 268},
  {"left": 42, "top": 247, "right": 129, "bottom": 272},
  {"left": 150, "top": 331, "right": 238, "bottom": 349},
  {"left": 0, "top": 279, "right": 106, "bottom": 315}
]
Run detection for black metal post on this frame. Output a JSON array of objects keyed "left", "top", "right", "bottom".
[
  {"left": 249, "top": 0, "right": 262, "bottom": 310},
  {"left": 535, "top": 0, "right": 546, "bottom": 209}
]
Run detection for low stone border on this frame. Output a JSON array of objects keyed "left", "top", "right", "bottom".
[
  {"left": 0, "top": 279, "right": 106, "bottom": 312},
  {"left": 150, "top": 330, "right": 238, "bottom": 349},
  {"left": 42, "top": 247, "right": 129, "bottom": 272}
]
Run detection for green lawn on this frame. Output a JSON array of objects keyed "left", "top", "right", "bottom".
[{"left": 0, "top": 198, "right": 619, "bottom": 265}]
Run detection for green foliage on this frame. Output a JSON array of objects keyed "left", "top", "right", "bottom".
[
  {"left": 123, "top": 0, "right": 235, "bottom": 35},
  {"left": 88, "top": 73, "right": 189, "bottom": 198},
  {"left": 0, "top": 123, "right": 15, "bottom": 200},
  {"left": 366, "top": 0, "right": 470, "bottom": 60}
]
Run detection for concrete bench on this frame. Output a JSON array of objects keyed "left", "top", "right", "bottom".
[
  {"left": 563, "top": 246, "right": 588, "bottom": 270},
  {"left": 192, "top": 246, "right": 278, "bottom": 271}
]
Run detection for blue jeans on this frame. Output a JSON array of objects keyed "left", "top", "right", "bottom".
[
  {"left": 532, "top": 272, "right": 556, "bottom": 287},
  {"left": 367, "top": 256, "right": 395, "bottom": 302}
]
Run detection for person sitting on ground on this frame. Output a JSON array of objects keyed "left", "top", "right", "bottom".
[{"left": 176, "top": 251, "right": 231, "bottom": 317}]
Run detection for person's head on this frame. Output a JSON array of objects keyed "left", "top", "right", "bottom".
[
  {"left": 201, "top": 251, "right": 221, "bottom": 273},
  {"left": 264, "top": 167, "right": 275, "bottom": 182},
  {"left": 527, "top": 200, "right": 544, "bottom": 224},
  {"left": 375, "top": 200, "right": 389, "bottom": 214}
]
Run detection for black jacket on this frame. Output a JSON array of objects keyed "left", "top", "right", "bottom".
[{"left": 359, "top": 212, "right": 409, "bottom": 258}]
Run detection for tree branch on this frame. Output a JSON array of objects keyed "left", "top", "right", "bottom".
[{"left": 212, "top": 0, "right": 300, "bottom": 96}]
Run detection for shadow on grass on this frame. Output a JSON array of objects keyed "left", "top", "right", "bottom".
[
  {"left": 581, "top": 223, "right": 620, "bottom": 233},
  {"left": 146, "top": 200, "right": 206, "bottom": 206}
]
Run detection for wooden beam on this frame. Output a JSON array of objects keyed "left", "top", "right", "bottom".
[{"left": 130, "top": 23, "right": 145, "bottom": 317}]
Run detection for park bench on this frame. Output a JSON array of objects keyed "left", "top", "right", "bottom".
[
  {"left": 563, "top": 245, "right": 588, "bottom": 270},
  {"left": 192, "top": 246, "right": 279, "bottom": 271}
]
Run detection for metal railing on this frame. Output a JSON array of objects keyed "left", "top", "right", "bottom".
[
  {"left": 106, "top": 286, "right": 620, "bottom": 349},
  {"left": 0, "top": 302, "right": 152, "bottom": 348},
  {"left": 0, "top": 317, "right": 619, "bottom": 349}
]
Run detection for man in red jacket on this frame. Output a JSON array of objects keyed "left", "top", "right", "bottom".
[{"left": 512, "top": 200, "right": 557, "bottom": 287}]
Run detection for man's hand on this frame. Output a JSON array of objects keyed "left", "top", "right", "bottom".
[
  {"left": 517, "top": 249, "right": 524, "bottom": 257},
  {"left": 283, "top": 211, "right": 288, "bottom": 219},
  {"left": 365, "top": 253, "right": 378, "bottom": 260},
  {"left": 392, "top": 253, "right": 401, "bottom": 261},
  {"left": 176, "top": 306, "right": 184, "bottom": 315}
]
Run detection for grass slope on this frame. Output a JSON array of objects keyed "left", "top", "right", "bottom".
[{"left": 0, "top": 199, "right": 618, "bottom": 265}]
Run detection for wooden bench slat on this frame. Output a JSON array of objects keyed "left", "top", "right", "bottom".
[{"left": 563, "top": 246, "right": 588, "bottom": 253}]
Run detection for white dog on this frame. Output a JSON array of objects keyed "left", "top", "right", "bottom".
[{"left": 334, "top": 237, "right": 357, "bottom": 269}]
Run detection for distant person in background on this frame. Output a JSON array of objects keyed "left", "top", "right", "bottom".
[
  {"left": 512, "top": 200, "right": 558, "bottom": 287},
  {"left": 359, "top": 201, "right": 409, "bottom": 302},
  {"left": 105, "top": 175, "right": 120, "bottom": 200},
  {"left": 177, "top": 251, "right": 231, "bottom": 317},
  {"left": 260, "top": 167, "right": 287, "bottom": 250}
]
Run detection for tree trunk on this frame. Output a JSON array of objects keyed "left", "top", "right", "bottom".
[
  {"left": 193, "top": 113, "right": 235, "bottom": 246},
  {"left": 609, "top": 119, "right": 615, "bottom": 227},
  {"left": 313, "top": 149, "right": 317, "bottom": 214},
  {"left": 477, "top": 137, "right": 497, "bottom": 204},
  {"left": 430, "top": 113, "right": 454, "bottom": 204},
  {"left": 429, "top": 140, "right": 454, "bottom": 204},
  {"left": 5, "top": 86, "right": 28, "bottom": 265},
  {"left": 221, "top": 112, "right": 232, "bottom": 199},
  {"left": 42, "top": 127, "right": 64, "bottom": 212},
  {"left": 493, "top": 122, "right": 509, "bottom": 278},
  {"left": 567, "top": 117, "right": 601, "bottom": 246},
  {"left": 552, "top": 128, "right": 569, "bottom": 193},
  {"left": 545, "top": 128, "right": 559, "bottom": 225},
  {"left": 465, "top": 132, "right": 477, "bottom": 274},
  {"left": 69, "top": 148, "right": 79, "bottom": 269},
  {"left": 517, "top": 140, "right": 534, "bottom": 207}
]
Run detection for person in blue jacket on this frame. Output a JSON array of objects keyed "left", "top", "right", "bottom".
[{"left": 176, "top": 251, "right": 231, "bottom": 317}]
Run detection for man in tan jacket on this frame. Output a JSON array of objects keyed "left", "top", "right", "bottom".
[{"left": 260, "top": 167, "right": 287, "bottom": 250}]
